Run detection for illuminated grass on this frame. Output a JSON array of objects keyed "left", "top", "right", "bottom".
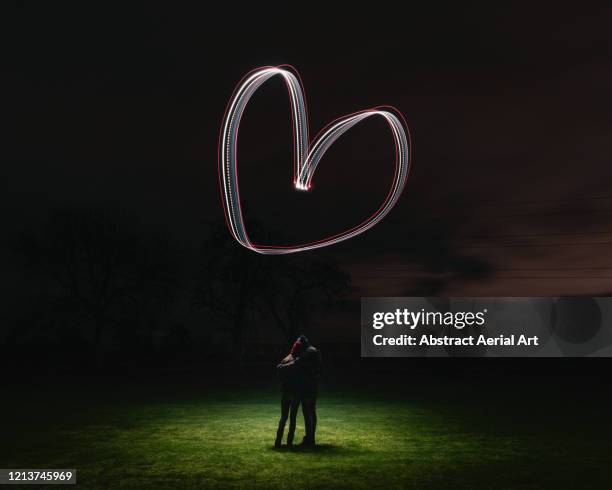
[{"left": 2, "top": 382, "right": 610, "bottom": 489}]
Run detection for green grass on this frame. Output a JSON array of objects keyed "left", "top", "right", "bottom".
[{"left": 2, "top": 375, "right": 611, "bottom": 489}]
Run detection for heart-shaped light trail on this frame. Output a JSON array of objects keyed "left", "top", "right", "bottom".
[{"left": 219, "top": 65, "right": 411, "bottom": 254}]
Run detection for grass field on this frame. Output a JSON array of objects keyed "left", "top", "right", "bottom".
[{"left": 2, "top": 369, "right": 611, "bottom": 489}]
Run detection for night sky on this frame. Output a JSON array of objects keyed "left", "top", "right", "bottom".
[{"left": 3, "top": 3, "right": 612, "bottom": 314}]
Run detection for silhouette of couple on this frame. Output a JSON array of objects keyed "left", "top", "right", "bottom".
[{"left": 275, "top": 335, "right": 322, "bottom": 448}]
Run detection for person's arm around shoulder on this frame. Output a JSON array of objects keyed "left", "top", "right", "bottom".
[{"left": 277, "top": 353, "right": 301, "bottom": 370}]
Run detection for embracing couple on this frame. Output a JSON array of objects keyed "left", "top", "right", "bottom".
[{"left": 275, "top": 335, "right": 322, "bottom": 448}]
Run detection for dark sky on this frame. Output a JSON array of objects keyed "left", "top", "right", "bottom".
[{"left": 3, "top": 4, "right": 612, "bottom": 300}]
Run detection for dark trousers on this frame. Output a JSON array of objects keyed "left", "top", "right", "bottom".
[
  {"left": 301, "top": 396, "right": 317, "bottom": 444},
  {"left": 276, "top": 393, "right": 300, "bottom": 446}
]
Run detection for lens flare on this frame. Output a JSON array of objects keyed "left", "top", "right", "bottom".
[{"left": 219, "top": 66, "right": 411, "bottom": 254}]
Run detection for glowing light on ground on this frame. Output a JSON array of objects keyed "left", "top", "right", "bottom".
[{"left": 219, "top": 66, "right": 411, "bottom": 254}]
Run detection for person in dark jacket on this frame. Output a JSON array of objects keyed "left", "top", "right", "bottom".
[{"left": 277, "top": 335, "right": 322, "bottom": 447}]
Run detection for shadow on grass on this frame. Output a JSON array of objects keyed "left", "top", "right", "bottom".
[{"left": 270, "top": 443, "right": 364, "bottom": 457}]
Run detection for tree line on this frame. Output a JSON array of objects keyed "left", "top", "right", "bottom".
[{"left": 5, "top": 207, "right": 350, "bottom": 370}]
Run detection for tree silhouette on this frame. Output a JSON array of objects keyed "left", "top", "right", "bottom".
[
  {"left": 17, "top": 208, "right": 176, "bottom": 365},
  {"left": 193, "top": 221, "right": 350, "bottom": 358},
  {"left": 260, "top": 256, "right": 350, "bottom": 342},
  {"left": 193, "top": 222, "right": 268, "bottom": 358}
]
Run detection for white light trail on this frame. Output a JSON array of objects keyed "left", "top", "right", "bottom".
[{"left": 219, "top": 65, "right": 411, "bottom": 254}]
